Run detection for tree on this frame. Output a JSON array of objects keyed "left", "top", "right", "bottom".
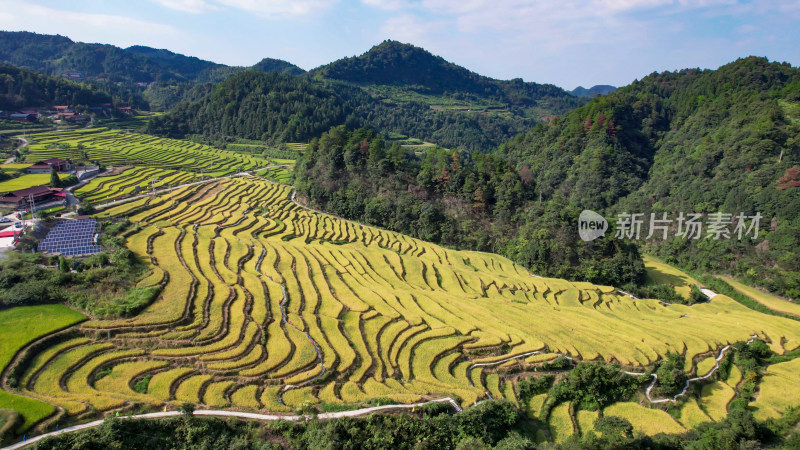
[
  {"left": 654, "top": 353, "right": 687, "bottom": 398},
  {"left": 49, "top": 167, "right": 63, "bottom": 188},
  {"left": 180, "top": 402, "right": 195, "bottom": 417},
  {"left": 777, "top": 166, "right": 800, "bottom": 190}
]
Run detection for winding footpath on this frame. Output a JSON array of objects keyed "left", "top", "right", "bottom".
[
  {"left": 2, "top": 398, "right": 462, "bottom": 450},
  {"left": 623, "top": 334, "right": 757, "bottom": 403}
]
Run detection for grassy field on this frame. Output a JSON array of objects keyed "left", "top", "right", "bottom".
[
  {"left": 3, "top": 176, "right": 800, "bottom": 436},
  {"left": 0, "top": 173, "right": 70, "bottom": 193},
  {"left": 721, "top": 276, "right": 800, "bottom": 317},
  {"left": 643, "top": 254, "right": 701, "bottom": 299},
  {"left": 0, "top": 305, "right": 85, "bottom": 431}
]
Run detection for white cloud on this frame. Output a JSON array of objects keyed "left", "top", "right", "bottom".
[
  {"left": 214, "top": 0, "right": 338, "bottom": 18},
  {"left": 0, "top": 2, "right": 181, "bottom": 48},
  {"left": 379, "top": 13, "right": 435, "bottom": 43},
  {"left": 361, "top": 0, "right": 410, "bottom": 10},
  {"left": 149, "top": 0, "right": 215, "bottom": 14},
  {"left": 149, "top": 0, "right": 339, "bottom": 18}
]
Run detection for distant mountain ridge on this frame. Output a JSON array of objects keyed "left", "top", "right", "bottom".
[
  {"left": 571, "top": 85, "right": 617, "bottom": 97},
  {"left": 0, "top": 31, "right": 301, "bottom": 84}
]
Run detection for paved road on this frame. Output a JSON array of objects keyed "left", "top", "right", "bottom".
[{"left": 2, "top": 398, "right": 461, "bottom": 449}]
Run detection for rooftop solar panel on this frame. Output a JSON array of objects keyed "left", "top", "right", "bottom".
[{"left": 37, "top": 219, "right": 101, "bottom": 257}]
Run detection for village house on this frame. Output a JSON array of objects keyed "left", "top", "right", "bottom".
[
  {"left": 25, "top": 158, "right": 74, "bottom": 174},
  {"left": 0, "top": 185, "right": 64, "bottom": 209}
]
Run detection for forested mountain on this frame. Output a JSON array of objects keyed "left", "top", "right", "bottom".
[
  {"left": 571, "top": 85, "right": 617, "bottom": 97},
  {"left": 499, "top": 57, "right": 800, "bottom": 297},
  {"left": 0, "top": 31, "right": 190, "bottom": 83},
  {"left": 0, "top": 63, "right": 114, "bottom": 110},
  {"left": 146, "top": 70, "right": 545, "bottom": 151},
  {"left": 252, "top": 58, "right": 305, "bottom": 76},
  {"left": 0, "top": 33, "right": 579, "bottom": 131},
  {"left": 294, "top": 126, "right": 645, "bottom": 287},
  {"left": 312, "top": 40, "right": 581, "bottom": 117},
  {"left": 293, "top": 57, "right": 800, "bottom": 297},
  {"left": 0, "top": 31, "right": 302, "bottom": 110}
]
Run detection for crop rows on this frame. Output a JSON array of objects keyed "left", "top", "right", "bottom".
[
  {"left": 12, "top": 177, "right": 800, "bottom": 422},
  {"left": 24, "top": 128, "right": 268, "bottom": 175}
]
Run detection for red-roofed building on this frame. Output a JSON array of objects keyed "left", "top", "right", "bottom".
[
  {"left": 0, "top": 185, "right": 61, "bottom": 208},
  {"left": 26, "top": 158, "right": 73, "bottom": 174}
]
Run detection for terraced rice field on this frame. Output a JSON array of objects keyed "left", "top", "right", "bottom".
[
  {"left": 604, "top": 402, "right": 686, "bottom": 436},
  {"left": 643, "top": 255, "right": 701, "bottom": 299},
  {"left": 257, "top": 165, "right": 293, "bottom": 184},
  {"left": 24, "top": 128, "right": 268, "bottom": 176},
  {"left": 548, "top": 402, "right": 573, "bottom": 442},
  {"left": 5, "top": 176, "right": 800, "bottom": 430},
  {"left": 74, "top": 167, "right": 197, "bottom": 204},
  {"left": 750, "top": 358, "right": 800, "bottom": 420},
  {"left": 284, "top": 143, "right": 307, "bottom": 152},
  {"left": 721, "top": 276, "right": 800, "bottom": 318},
  {"left": 0, "top": 305, "right": 85, "bottom": 431}
]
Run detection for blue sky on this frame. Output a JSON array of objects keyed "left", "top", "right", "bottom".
[{"left": 0, "top": 0, "right": 798, "bottom": 89}]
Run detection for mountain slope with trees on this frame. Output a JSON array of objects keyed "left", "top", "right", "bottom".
[
  {"left": 146, "top": 69, "right": 550, "bottom": 151},
  {"left": 0, "top": 63, "right": 115, "bottom": 110},
  {"left": 312, "top": 40, "right": 581, "bottom": 118},
  {"left": 572, "top": 85, "right": 617, "bottom": 97},
  {"left": 294, "top": 126, "right": 646, "bottom": 287},
  {"left": 252, "top": 58, "right": 305, "bottom": 76},
  {"left": 0, "top": 31, "right": 304, "bottom": 110},
  {"left": 293, "top": 57, "right": 800, "bottom": 297},
  {"left": 499, "top": 56, "right": 800, "bottom": 297}
]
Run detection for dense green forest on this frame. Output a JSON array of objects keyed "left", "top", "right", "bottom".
[
  {"left": 499, "top": 57, "right": 800, "bottom": 298},
  {"left": 0, "top": 63, "right": 115, "bottom": 110},
  {"left": 146, "top": 70, "right": 546, "bottom": 151},
  {"left": 252, "top": 57, "right": 306, "bottom": 76},
  {"left": 294, "top": 126, "right": 645, "bottom": 287}
]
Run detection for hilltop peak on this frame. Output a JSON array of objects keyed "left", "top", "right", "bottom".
[{"left": 251, "top": 57, "right": 305, "bottom": 76}]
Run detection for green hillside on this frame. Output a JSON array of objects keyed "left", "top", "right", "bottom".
[
  {"left": 146, "top": 70, "right": 548, "bottom": 151},
  {"left": 0, "top": 63, "right": 113, "bottom": 110},
  {"left": 499, "top": 56, "right": 800, "bottom": 298},
  {"left": 313, "top": 40, "right": 581, "bottom": 119}
]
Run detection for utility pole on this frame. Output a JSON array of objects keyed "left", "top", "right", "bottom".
[{"left": 28, "top": 193, "right": 36, "bottom": 220}]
